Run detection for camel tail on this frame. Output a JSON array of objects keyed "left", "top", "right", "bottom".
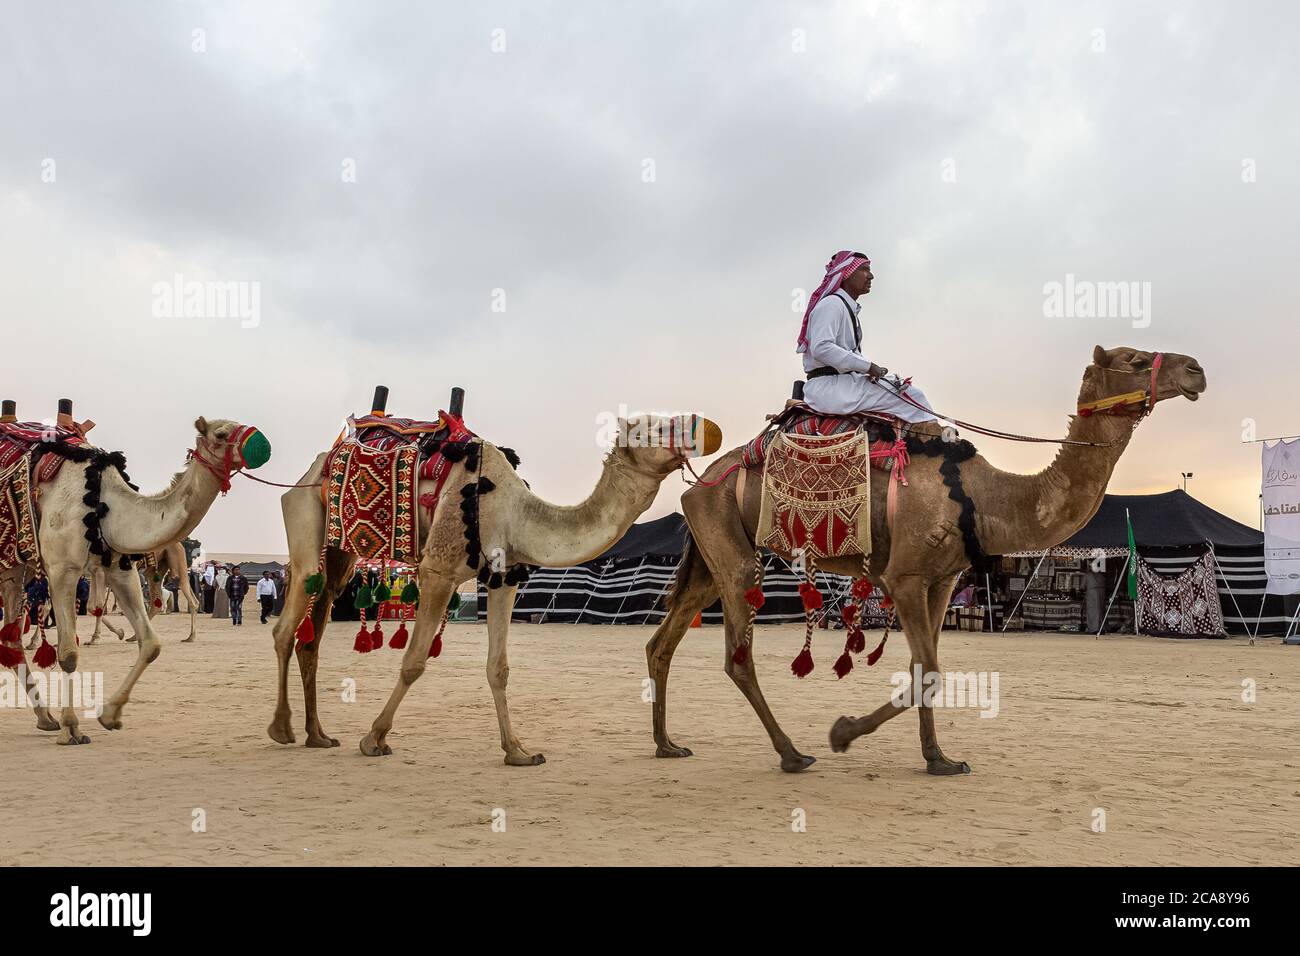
[{"left": 664, "top": 533, "right": 708, "bottom": 612}]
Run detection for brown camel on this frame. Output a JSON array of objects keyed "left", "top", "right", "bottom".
[
  {"left": 85, "top": 542, "right": 200, "bottom": 645},
  {"left": 645, "top": 346, "right": 1206, "bottom": 774},
  {"left": 269, "top": 411, "right": 720, "bottom": 764}
]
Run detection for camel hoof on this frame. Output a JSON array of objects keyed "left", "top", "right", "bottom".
[
  {"left": 98, "top": 709, "right": 123, "bottom": 731},
  {"left": 305, "top": 735, "right": 340, "bottom": 748},
  {"left": 505, "top": 752, "right": 546, "bottom": 766},
  {"left": 359, "top": 734, "right": 392, "bottom": 757},
  {"left": 926, "top": 758, "right": 972, "bottom": 776},
  {"left": 780, "top": 753, "right": 817, "bottom": 773},
  {"left": 829, "top": 716, "right": 856, "bottom": 753},
  {"left": 36, "top": 715, "right": 60, "bottom": 732},
  {"left": 125, "top": 636, "right": 138, "bottom": 644},
  {"left": 655, "top": 744, "right": 694, "bottom": 759},
  {"left": 57, "top": 733, "right": 91, "bottom": 745},
  {"left": 181, "top": 636, "right": 195, "bottom": 644},
  {"left": 267, "top": 721, "right": 296, "bottom": 745},
  {"left": 59, "top": 654, "right": 78, "bottom": 673}
]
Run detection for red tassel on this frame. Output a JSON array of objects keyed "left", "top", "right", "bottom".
[
  {"left": 832, "top": 650, "right": 854, "bottom": 679},
  {"left": 370, "top": 620, "right": 383, "bottom": 650},
  {"left": 798, "top": 582, "right": 823, "bottom": 611},
  {"left": 865, "top": 633, "right": 888, "bottom": 666},
  {"left": 428, "top": 632, "right": 443, "bottom": 658},
  {"left": 92, "top": 607, "right": 104, "bottom": 618},
  {"left": 353, "top": 624, "right": 372, "bottom": 654},
  {"left": 294, "top": 615, "right": 316, "bottom": 645},
  {"left": 847, "top": 626, "right": 866, "bottom": 654},
  {"left": 880, "top": 595, "right": 893, "bottom": 609},
  {"left": 732, "top": 643, "right": 749, "bottom": 665},
  {"left": 33, "top": 638, "right": 57, "bottom": 669},
  {"left": 744, "top": 586, "right": 765, "bottom": 610},
  {"left": 388, "top": 621, "right": 409, "bottom": 649},
  {"left": 790, "top": 644, "right": 814, "bottom": 678},
  {"left": 152, "top": 598, "right": 163, "bottom": 609},
  {"left": 851, "top": 577, "right": 874, "bottom": 601},
  {"left": 0, "top": 642, "right": 23, "bottom": 668},
  {"left": 0, "top": 620, "right": 20, "bottom": 644},
  {"left": 22, "top": 611, "right": 31, "bottom": 634}
]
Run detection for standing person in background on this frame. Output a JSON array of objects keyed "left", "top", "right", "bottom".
[
  {"left": 256, "top": 571, "right": 277, "bottom": 624},
  {"left": 202, "top": 562, "right": 216, "bottom": 613},
  {"left": 226, "top": 566, "right": 248, "bottom": 626},
  {"left": 272, "top": 570, "right": 287, "bottom": 616},
  {"left": 165, "top": 573, "right": 180, "bottom": 613},
  {"left": 76, "top": 575, "right": 90, "bottom": 615}
]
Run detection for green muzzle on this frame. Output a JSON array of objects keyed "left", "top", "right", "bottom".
[{"left": 239, "top": 428, "right": 271, "bottom": 470}]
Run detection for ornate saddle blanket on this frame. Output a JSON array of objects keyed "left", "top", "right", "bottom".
[
  {"left": 324, "top": 441, "right": 422, "bottom": 563},
  {"left": 0, "top": 457, "right": 39, "bottom": 571},
  {"left": 0, "top": 420, "right": 86, "bottom": 484},
  {"left": 324, "top": 410, "right": 479, "bottom": 564},
  {"left": 756, "top": 430, "right": 873, "bottom": 560},
  {"left": 741, "top": 405, "right": 902, "bottom": 473},
  {"left": 1136, "top": 552, "right": 1226, "bottom": 637}
]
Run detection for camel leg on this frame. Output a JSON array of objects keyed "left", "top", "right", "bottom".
[
  {"left": 359, "top": 568, "right": 457, "bottom": 757},
  {"left": 484, "top": 583, "right": 543, "bottom": 766},
  {"left": 294, "top": 547, "right": 354, "bottom": 748},
  {"left": 44, "top": 561, "right": 89, "bottom": 744},
  {"left": 178, "top": 574, "right": 199, "bottom": 642},
  {"left": 829, "top": 574, "right": 969, "bottom": 774},
  {"left": 1, "top": 570, "right": 59, "bottom": 731},
  {"left": 268, "top": 483, "right": 327, "bottom": 745},
  {"left": 915, "top": 574, "right": 969, "bottom": 774},
  {"left": 97, "top": 562, "right": 164, "bottom": 731},
  {"left": 645, "top": 542, "right": 718, "bottom": 758}
]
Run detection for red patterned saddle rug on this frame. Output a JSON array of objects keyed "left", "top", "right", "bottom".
[
  {"left": 323, "top": 411, "right": 478, "bottom": 564},
  {"left": 740, "top": 405, "right": 905, "bottom": 476},
  {"left": 0, "top": 456, "right": 38, "bottom": 571},
  {"left": 757, "top": 430, "right": 874, "bottom": 560},
  {"left": 0, "top": 420, "right": 86, "bottom": 484}
]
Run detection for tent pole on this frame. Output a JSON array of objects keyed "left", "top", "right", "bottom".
[
  {"left": 1097, "top": 552, "right": 1130, "bottom": 638},
  {"left": 643, "top": 557, "right": 678, "bottom": 625},
  {"left": 538, "top": 566, "right": 572, "bottom": 624},
  {"left": 611, "top": 554, "right": 649, "bottom": 623},
  {"left": 1283, "top": 600, "right": 1300, "bottom": 642},
  {"left": 984, "top": 572, "right": 994, "bottom": 631},
  {"left": 1000, "top": 551, "right": 1048, "bottom": 632},
  {"left": 1206, "top": 541, "right": 1252, "bottom": 644},
  {"left": 574, "top": 561, "right": 604, "bottom": 625}
]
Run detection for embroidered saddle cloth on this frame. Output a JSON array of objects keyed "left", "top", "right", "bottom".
[
  {"left": 0, "top": 456, "right": 39, "bottom": 571},
  {"left": 756, "top": 430, "right": 873, "bottom": 560},
  {"left": 0, "top": 420, "right": 86, "bottom": 484},
  {"left": 323, "top": 410, "right": 478, "bottom": 563},
  {"left": 741, "top": 404, "right": 902, "bottom": 472}
]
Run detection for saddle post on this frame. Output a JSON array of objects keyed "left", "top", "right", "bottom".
[
  {"left": 56, "top": 398, "right": 74, "bottom": 430},
  {"left": 791, "top": 380, "right": 805, "bottom": 402},
  {"left": 448, "top": 386, "right": 465, "bottom": 419},
  {"left": 371, "top": 385, "right": 389, "bottom": 417},
  {"left": 0, "top": 400, "right": 15, "bottom": 423}
]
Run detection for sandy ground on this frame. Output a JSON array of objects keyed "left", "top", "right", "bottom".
[{"left": 1, "top": 611, "right": 1296, "bottom": 866}]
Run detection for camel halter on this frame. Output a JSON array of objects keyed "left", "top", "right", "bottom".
[
  {"left": 1076, "top": 352, "right": 1165, "bottom": 419},
  {"left": 187, "top": 425, "right": 261, "bottom": 494}
]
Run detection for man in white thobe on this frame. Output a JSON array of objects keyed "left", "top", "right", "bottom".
[{"left": 797, "top": 250, "right": 938, "bottom": 424}]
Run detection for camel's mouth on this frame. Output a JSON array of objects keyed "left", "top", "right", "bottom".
[{"left": 1179, "top": 382, "right": 1204, "bottom": 402}]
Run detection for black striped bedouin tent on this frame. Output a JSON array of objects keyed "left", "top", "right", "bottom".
[{"left": 476, "top": 513, "right": 859, "bottom": 625}]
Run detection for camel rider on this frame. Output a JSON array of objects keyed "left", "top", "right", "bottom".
[{"left": 797, "top": 250, "right": 939, "bottom": 424}]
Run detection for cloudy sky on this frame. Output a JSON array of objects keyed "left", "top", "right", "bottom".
[{"left": 2, "top": 0, "right": 1296, "bottom": 554}]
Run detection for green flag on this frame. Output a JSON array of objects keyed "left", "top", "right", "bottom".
[{"left": 1126, "top": 509, "right": 1138, "bottom": 599}]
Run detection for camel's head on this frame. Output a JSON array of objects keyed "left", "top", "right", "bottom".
[
  {"left": 1089, "top": 346, "right": 1207, "bottom": 409},
  {"left": 193, "top": 416, "right": 272, "bottom": 470},
  {"left": 614, "top": 413, "right": 723, "bottom": 476}
]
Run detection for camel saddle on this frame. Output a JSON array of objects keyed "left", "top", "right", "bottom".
[
  {"left": 0, "top": 421, "right": 93, "bottom": 571},
  {"left": 321, "top": 411, "right": 480, "bottom": 564},
  {"left": 741, "top": 403, "right": 905, "bottom": 472}
]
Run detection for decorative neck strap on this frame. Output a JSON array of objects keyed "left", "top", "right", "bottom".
[{"left": 1077, "top": 352, "right": 1164, "bottom": 418}]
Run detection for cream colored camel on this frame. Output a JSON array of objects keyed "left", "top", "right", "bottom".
[
  {"left": 268, "top": 413, "right": 721, "bottom": 764},
  {"left": 645, "top": 346, "right": 1206, "bottom": 774},
  {"left": 86, "top": 542, "right": 199, "bottom": 645},
  {"left": 0, "top": 417, "right": 269, "bottom": 744}
]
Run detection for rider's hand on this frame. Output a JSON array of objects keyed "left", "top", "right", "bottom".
[{"left": 867, "top": 363, "right": 888, "bottom": 381}]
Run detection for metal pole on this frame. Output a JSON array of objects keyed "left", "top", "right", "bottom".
[
  {"left": 1206, "top": 541, "right": 1252, "bottom": 644},
  {"left": 1097, "top": 552, "right": 1130, "bottom": 638},
  {"left": 1000, "top": 551, "right": 1049, "bottom": 632}
]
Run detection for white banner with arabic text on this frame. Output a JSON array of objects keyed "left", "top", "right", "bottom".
[{"left": 1262, "top": 439, "right": 1300, "bottom": 595}]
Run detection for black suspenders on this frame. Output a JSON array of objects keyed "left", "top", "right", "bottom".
[{"left": 832, "top": 291, "right": 862, "bottom": 351}]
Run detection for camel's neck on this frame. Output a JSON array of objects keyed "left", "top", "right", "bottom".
[
  {"left": 977, "top": 370, "right": 1138, "bottom": 555},
  {"left": 97, "top": 456, "right": 224, "bottom": 555},
  {"left": 499, "top": 448, "right": 667, "bottom": 568}
]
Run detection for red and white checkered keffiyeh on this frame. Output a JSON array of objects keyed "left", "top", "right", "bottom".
[{"left": 796, "top": 250, "right": 870, "bottom": 353}]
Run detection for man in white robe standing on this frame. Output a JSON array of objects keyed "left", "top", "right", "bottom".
[{"left": 798, "top": 250, "right": 938, "bottom": 424}]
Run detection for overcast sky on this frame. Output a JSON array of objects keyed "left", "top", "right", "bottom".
[{"left": 2, "top": 0, "right": 1297, "bottom": 554}]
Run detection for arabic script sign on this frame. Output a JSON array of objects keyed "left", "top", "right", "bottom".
[{"left": 1262, "top": 439, "right": 1300, "bottom": 595}]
